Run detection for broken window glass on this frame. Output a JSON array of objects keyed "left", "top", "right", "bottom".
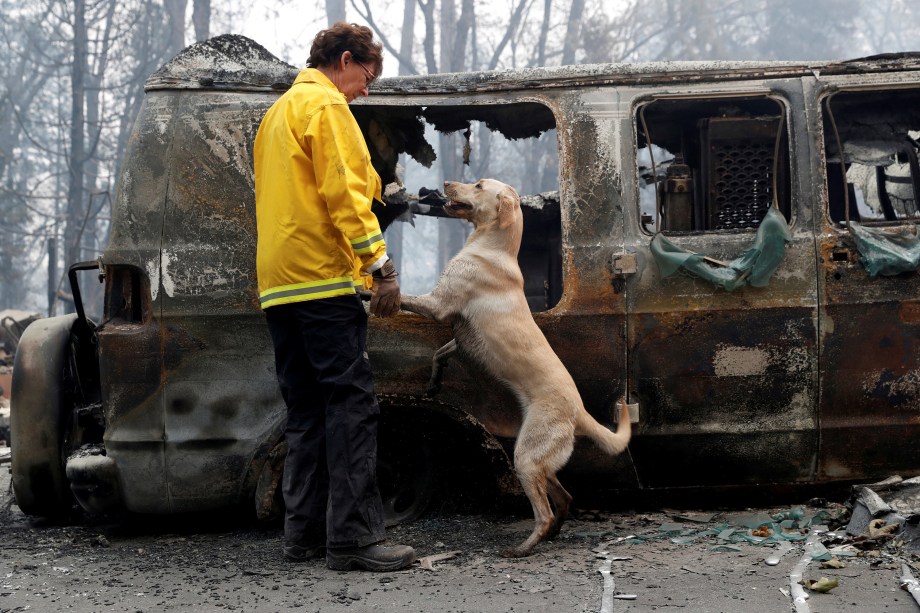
[
  {"left": 650, "top": 206, "right": 793, "bottom": 291},
  {"left": 823, "top": 89, "right": 920, "bottom": 276},
  {"left": 636, "top": 96, "right": 791, "bottom": 234},
  {"left": 353, "top": 102, "right": 562, "bottom": 311},
  {"left": 637, "top": 96, "right": 793, "bottom": 290},
  {"left": 823, "top": 89, "right": 920, "bottom": 225}
]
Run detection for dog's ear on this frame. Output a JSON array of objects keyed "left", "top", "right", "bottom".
[{"left": 497, "top": 187, "right": 520, "bottom": 229}]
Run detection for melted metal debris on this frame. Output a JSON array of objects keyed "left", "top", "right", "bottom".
[
  {"left": 521, "top": 191, "right": 558, "bottom": 210},
  {"left": 67, "top": 443, "right": 107, "bottom": 461},
  {"left": 146, "top": 34, "right": 299, "bottom": 92}
]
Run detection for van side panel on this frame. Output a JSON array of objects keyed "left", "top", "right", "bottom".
[
  {"left": 622, "top": 81, "right": 820, "bottom": 488},
  {"left": 155, "top": 91, "right": 284, "bottom": 512},
  {"left": 543, "top": 90, "right": 636, "bottom": 485},
  {"left": 103, "top": 88, "right": 284, "bottom": 514},
  {"left": 100, "top": 95, "right": 173, "bottom": 512},
  {"left": 363, "top": 89, "right": 641, "bottom": 490},
  {"left": 808, "top": 77, "right": 920, "bottom": 482}
]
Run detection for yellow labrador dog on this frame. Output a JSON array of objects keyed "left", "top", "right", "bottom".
[{"left": 400, "top": 179, "right": 631, "bottom": 557}]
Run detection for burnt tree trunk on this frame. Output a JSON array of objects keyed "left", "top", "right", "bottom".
[
  {"left": 435, "top": 0, "right": 475, "bottom": 272},
  {"left": 63, "top": 0, "right": 89, "bottom": 314},
  {"left": 164, "top": 0, "right": 188, "bottom": 55},
  {"left": 386, "top": 0, "right": 419, "bottom": 273},
  {"left": 561, "top": 0, "right": 585, "bottom": 65},
  {"left": 326, "top": 0, "right": 345, "bottom": 25},
  {"left": 192, "top": 0, "right": 210, "bottom": 42}
]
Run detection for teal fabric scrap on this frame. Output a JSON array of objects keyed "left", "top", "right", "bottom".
[
  {"left": 650, "top": 207, "right": 792, "bottom": 291},
  {"left": 850, "top": 222, "right": 920, "bottom": 276}
]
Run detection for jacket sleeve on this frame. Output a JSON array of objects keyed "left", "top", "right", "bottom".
[{"left": 308, "top": 102, "right": 387, "bottom": 272}]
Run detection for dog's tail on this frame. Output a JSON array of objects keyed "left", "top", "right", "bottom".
[{"left": 576, "top": 399, "right": 631, "bottom": 456}]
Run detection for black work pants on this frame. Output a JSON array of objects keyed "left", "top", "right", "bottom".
[{"left": 265, "top": 295, "right": 385, "bottom": 549}]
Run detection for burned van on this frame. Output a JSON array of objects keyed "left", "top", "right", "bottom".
[{"left": 11, "top": 36, "right": 920, "bottom": 521}]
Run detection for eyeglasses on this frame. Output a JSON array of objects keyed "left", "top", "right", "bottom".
[{"left": 355, "top": 60, "right": 376, "bottom": 86}]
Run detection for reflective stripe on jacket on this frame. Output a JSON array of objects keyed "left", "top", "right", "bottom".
[{"left": 254, "top": 68, "right": 385, "bottom": 310}]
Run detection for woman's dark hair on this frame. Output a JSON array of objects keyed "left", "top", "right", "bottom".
[{"left": 306, "top": 22, "right": 383, "bottom": 77}]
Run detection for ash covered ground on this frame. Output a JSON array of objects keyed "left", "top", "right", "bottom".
[{"left": 2, "top": 466, "right": 919, "bottom": 612}]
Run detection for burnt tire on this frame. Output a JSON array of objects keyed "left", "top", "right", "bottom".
[{"left": 11, "top": 314, "right": 78, "bottom": 517}]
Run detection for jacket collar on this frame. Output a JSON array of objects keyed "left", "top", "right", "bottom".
[{"left": 293, "top": 68, "right": 344, "bottom": 100}]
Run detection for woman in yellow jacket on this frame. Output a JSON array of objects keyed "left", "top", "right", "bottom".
[{"left": 254, "top": 22, "right": 414, "bottom": 572}]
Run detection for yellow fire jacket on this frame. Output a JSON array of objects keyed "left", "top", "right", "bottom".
[{"left": 254, "top": 68, "right": 385, "bottom": 309}]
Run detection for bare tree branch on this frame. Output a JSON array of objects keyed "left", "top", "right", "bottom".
[
  {"left": 350, "top": 0, "right": 419, "bottom": 74},
  {"left": 486, "top": 0, "right": 530, "bottom": 70}
]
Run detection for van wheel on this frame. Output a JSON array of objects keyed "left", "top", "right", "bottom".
[
  {"left": 377, "top": 428, "right": 436, "bottom": 526},
  {"left": 11, "top": 314, "right": 78, "bottom": 517}
]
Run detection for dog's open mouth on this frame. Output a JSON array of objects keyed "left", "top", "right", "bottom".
[{"left": 444, "top": 200, "right": 473, "bottom": 212}]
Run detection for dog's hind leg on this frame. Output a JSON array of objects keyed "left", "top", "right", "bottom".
[
  {"left": 545, "top": 475, "right": 573, "bottom": 541},
  {"left": 502, "top": 424, "right": 572, "bottom": 558},
  {"left": 501, "top": 462, "right": 554, "bottom": 558},
  {"left": 426, "top": 339, "right": 457, "bottom": 397},
  {"left": 502, "top": 406, "right": 576, "bottom": 557}
]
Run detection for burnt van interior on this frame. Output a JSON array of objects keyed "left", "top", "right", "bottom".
[
  {"left": 352, "top": 102, "right": 562, "bottom": 311},
  {"left": 636, "top": 96, "right": 791, "bottom": 234},
  {"left": 823, "top": 88, "right": 920, "bottom": 225}
]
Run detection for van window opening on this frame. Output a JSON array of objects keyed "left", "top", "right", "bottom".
[
  {"left": 352, "top": 102, "right": 562, "bottom": 312},
  {"left": 823, "top": 88, "right": 920, "bottom": 225},
  {"left": 636, "top": 96, "right": 791, "bottom": 234}
]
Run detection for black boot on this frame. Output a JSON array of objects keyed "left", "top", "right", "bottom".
[
  {"left": 283, "top": 540, "right": 325, "bottom": 562},
  {"left": 326, "top": 543, "right": 416, "bottom": 571}
]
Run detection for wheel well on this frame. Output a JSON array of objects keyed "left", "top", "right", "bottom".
[
  {"left": 378, "top": 397, "right": 519, "bottom": 513},
  {"left": 249, "top": 397, "right": 521, "bottom": 525}
]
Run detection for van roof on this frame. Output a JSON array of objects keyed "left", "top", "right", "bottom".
[{"left": 146, "top": 35, "right": 920, "bottom": 94}]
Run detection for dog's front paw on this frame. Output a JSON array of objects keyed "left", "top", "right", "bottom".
[{"left": 500, "top": 546, "right": 531, "bottom": 559}]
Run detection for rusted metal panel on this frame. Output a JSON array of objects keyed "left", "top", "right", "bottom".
[
  {"left": 95, "top": 84, "right": 175, "bottom": 513},
  {"left": 99, "top": 45, "right": 292, "bottom": 512},
  {"left": 808, "top": 73, "right": 920, "bottom": 483},
  {"left": 627, "top": 306, "right": 818, "bottom": 486},
  {"left": 153, "top": 88, "right": 285, "bottom": 511},
  {"left": 620, "top": 78, "right": 820, "bottom": 488},
  {"left": 817, "top": 233, "right": 920, "bottom": 481},
  {"left": 95, "top": 320, "right": 169, "bottom": 512},
  {"left": 105, "top": 94, "right": 169, "bottom": 287}
]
